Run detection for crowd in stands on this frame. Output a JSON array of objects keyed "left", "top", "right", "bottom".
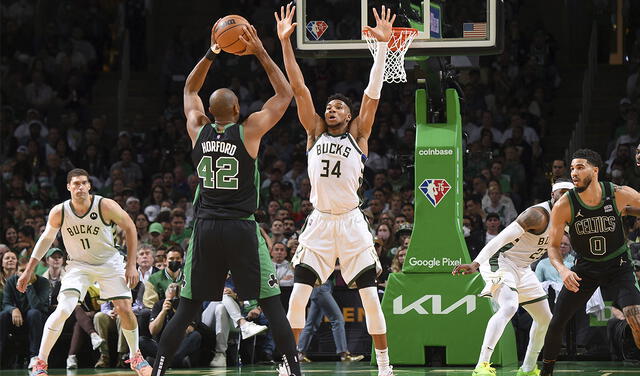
[{"left": 2, "top": 0, "right": 640, "bottom": 369}]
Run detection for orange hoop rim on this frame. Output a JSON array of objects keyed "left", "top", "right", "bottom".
[{"left": 362, "top": 27, "right": 418, "bottom": 37}]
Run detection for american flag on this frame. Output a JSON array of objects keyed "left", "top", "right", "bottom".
[{"left": 463, "top": 23, "right": 486, "bottom": 38}]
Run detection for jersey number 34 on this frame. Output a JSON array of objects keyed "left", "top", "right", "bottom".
[{"left": 197, "top": 156, "right": 239, "bottom": 190}]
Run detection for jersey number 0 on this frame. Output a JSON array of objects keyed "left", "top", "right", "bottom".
[{"left": 197, "top": 156, "right": 239, "bottom": 190}]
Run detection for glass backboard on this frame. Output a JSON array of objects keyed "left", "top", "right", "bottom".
[{"left": 295, "top": 0, "right": 503, "bottom": 58}]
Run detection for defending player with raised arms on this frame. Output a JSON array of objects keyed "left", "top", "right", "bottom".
[
  {"left": 276, "top": 4, "right": 395, "bottom": 375},
  {"left": 453, "top": 179, "right": 574, "bottom": 376},
  {"left": 540, "top": 149, "right": 640, "bottom": 376},
  {"left": 17, "top": 169, "right": 152, "bottom": 376},
  {"left": 150, "top": 17, "right": 302, "bottom": 376}
]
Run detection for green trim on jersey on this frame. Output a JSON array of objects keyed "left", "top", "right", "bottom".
[
  {"left": 347, "top": 264, "right": 376, "bottom": 288},
  {"left": 573, "top": 182, "right": 606, "bottom": 210},
  {"left": 324, "top": 131, "right": 349, "bottom": 138},
  {"left": 213, "top": 123, "right": 235, "bottom": 134},
  {"left": 307, "top": 133, "right": 324, "bottom": 152},
  {"left": 568, "top": 192, "right": 576, "bottom": 226},
  {"left": 256, "top": 222, "right": 281, "bottom": 299},
  {"left": 196, "top": 124, "right": 206, "bottom": 141},
  {"left": 254, "top": 159, "right": 260, "bottom": 209},
  {"left": 192, "top": 185, "right": 201, "bottom": 206},
  {"left": 181, "top": 220, "right": 197, "bottom": 300},
  {"left": 60, "top": 203, "right": 65, "bottom": 227},
  {"left": 520, "top": 295, "right": 548, "bottom": 306},
  {"left": 97, "top": 197, "right": 111, "bottom": 226},
  {"left": 610, "top": 183, "right": 622, "bottom": 216},
  {"left": 489, "top": 243, "right": 515, "bottom": 272},
  {"left": 346, "top": 133, "right": 365, "bottom": 156},
  {"left": 69, "top": 195, "right": 95, "bottom": 219},
  {"left": 580, "top": 243, "right": 629, "bottom": 262}
]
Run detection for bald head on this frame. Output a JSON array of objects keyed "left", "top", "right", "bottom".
[{"left": 209, "top": 88, "right": 239, "bottom": 120}]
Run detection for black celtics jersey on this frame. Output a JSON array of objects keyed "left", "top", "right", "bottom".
[
  {"left": 191, "top": 123, "right": 258, "bottom": 219},
  {"left": 567, "top": 182, "right": 627, "bottom": 261}
]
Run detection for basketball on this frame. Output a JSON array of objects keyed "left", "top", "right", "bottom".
[{"left": 214, "top": 15, "right": 250, "bottom": 54}]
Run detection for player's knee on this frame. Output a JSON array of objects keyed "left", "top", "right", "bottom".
[
  {"left": 287, "top": 283, "right": 313, "bottom": 328},
  {"left": 498, "top": 301, "right": 519, "bottom": 317},
  {"left": 355, "top": 268, "right": 377, "bottom": 289},
  {"left": 293, "top": 265, "right": 317, "bottom": 286},
  {"left": 358, "top": 286, "right": 386, "bottom": 335}
]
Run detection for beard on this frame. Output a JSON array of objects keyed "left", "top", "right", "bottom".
[{"left": 575, "top": 175, "right": 593, "bottom": 193}]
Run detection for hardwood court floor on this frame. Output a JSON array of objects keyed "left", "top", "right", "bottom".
[{"left": 2, "top": 362, "right": 640, "bottom": 375}]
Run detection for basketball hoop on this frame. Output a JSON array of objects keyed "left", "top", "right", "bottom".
[{"left": 363, "top": 27, "right": 418, "bottom": 84}]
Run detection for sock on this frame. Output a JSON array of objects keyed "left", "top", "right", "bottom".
[
  {"left": 375, "top": 348, "right": 389, "bottom": 371},
  {"left": 121, "top": 327, "right": 139, "bottom": 358},
  {"left": 540, "top": 359, "right": 555, "bottom": 376},
  {"left": 477, "top": 346, "right": 494, "bottom": 365}
]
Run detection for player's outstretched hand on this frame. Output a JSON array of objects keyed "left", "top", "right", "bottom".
[
  {"left": 16, "top": 271, "right": 31, "bottom": 293},
  {"left": 237, "top": 25, "right": 264, "bottom": 56},
  {"left": 560, "top": 268, "right": 581, "bottom": 292},
  {"left": 452, "top": 262, "right": 480, "bottom": 275},
  {"left": 363, "top": 5, "right": 396, "bottom": 43},
  {"left": 275, "top": 3, "right": 297, "bottom": 40}
]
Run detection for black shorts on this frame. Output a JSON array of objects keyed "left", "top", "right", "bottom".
[
  {"left": 180, "top": 218, "right": 280, "bottom": 301},
  {"left": 572, "top": 252, "right": 640, "bottom": 308}
]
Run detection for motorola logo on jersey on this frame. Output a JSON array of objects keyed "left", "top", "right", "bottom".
[
  {"left": 419, "top": 179, "right": 451, "bottom": 207},
  {"left": 90, "top": 213, "right": 98, "bottom": 220},
  {"left": 418, "top": 148, "right": 454, "bottom": 156}
]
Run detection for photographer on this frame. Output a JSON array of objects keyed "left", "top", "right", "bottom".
[{"left": 144, "top": 283, "right": 201, "bottom": 368}]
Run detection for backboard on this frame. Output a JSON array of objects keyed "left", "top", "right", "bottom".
[{"left": 295, "top": 0, "right": 503, "bottom": 58}]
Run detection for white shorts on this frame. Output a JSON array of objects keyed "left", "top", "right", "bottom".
[
  {"left": 293, "top": 208, "right": 381, "bottom": 287},
  {"left": 60, "top": 253, "right": 131, "bottom": 300},
  {"left": 479, "top": 254, "right": 546, "bottom": 305}
]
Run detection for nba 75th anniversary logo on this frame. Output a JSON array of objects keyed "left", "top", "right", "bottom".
[{"left": 419, "top": 179, "right": 451, "bottom": 207}]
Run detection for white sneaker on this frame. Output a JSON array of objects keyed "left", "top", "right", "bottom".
[
  {"left": 90, "top": 332, "right": 105, "bottom": 350},
  {"left": 66, "top": 355, "right": 78, "bottom": 369},
  {"left": 209, "top": 352, "right": 226, "bottom": 367},
  {"left": 241, "top": 321, "right": 268, "bottom": 340},
  {"left": 379, "top": 365, "right": 395, "bottom": 376},
  {"left": 28, "top": 356, "right": 38, "bottom": 370}
]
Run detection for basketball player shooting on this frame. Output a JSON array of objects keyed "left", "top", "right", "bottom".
[
  {"left": 151, "top": 18, "right": 301, "bottom": 376},
  {"left": 539, "top": 149, "right": 640, "bottom": 376},
  {"left": 276, "top": 4, "right": 395, "bottom": 375}
]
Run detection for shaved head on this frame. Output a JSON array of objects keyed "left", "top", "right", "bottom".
[{"left": 209, "top": 88, "right": 239, "bottom": 120}]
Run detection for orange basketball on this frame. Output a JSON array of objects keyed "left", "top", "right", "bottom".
[{"left": 214, "top": 15, "right": 250, "bottom": 54}]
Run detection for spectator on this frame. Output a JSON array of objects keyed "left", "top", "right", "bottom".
[
  {"left": 482, "top": 185, "right": 518, "bottom": 225},
  {"left": 0, "top": 251, "right": 18, "bottom": 305},
  {"left": 481, "top": 213, "right": 502, "bottom": 246},
  {"left": 110, "top": 148, "right": 143, "bottom": 189},
  {"left": 551, "top": 159, "right": 568, "bottom": 180},
  {"left": 269, "top": 219, "right": 285, "bottom": 244},
  {"left": 145, "top": 283, "right": 201, "bottom": 368},
  {"left": 15, "top": 226, "right": 36, "bottom": 258},
  {"left": 169, "top": 211, "right": 191, "bottom": 246},
  {"left": 391, "top": 246, "right": 407, "bottom": 273},
  {"left": 271, "top": 242, "right": 293, "bottom": 287},
  {"left": 135, "top": 213, "right": 151, "bottom": 244},
  {"left": 93, "top": 300, "right": 129, "bottom": 368},
  {"left": 143, "top": 247, "right": 184, "bottom": 309},
  {"left": 535, "top": 233, "right": 575, "bottom": 283},
  {"left": 125, "top": 196, "right": 142, "bottom": 220},
  {"left": 148, "top": 222, "right": 168, "bottom": 250},
  {"left": 1, "top": 259, "right": 50, "bottom": 368},
  {"left": 3, "top": 227, "right": 18, "bottom": 252}
]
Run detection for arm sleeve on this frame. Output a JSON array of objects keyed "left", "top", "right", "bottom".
[
  {"left": 30, "top": 223, "right": 59, "bottom": 261},
  {"left": 364, "top": 42, "right": 387, "bottom": 100},
  {"left": 473, "top": 221, "right": 526, "bottom": 265}
]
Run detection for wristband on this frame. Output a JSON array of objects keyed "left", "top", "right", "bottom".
[{"left": 205, "top": 46, "right": 220, "bottom": 61}]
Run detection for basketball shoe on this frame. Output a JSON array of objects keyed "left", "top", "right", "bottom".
[{"left": 472, "top": 362, "right": 496, "bottom": 375}]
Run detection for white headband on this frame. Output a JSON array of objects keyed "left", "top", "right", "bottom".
[{"left": 552, "top": 182, "right": 574, "bottom": 192}]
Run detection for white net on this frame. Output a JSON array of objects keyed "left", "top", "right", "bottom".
[{"left": 363, "top": 28, "right": 418, "bottom": 84}]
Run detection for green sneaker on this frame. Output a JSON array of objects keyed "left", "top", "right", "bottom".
[
  {"left": 516, "top": 366, "right": 540, "bottom": 376},
  {"left": 472, "top": 362, "right": 496, "bottom": 375}
]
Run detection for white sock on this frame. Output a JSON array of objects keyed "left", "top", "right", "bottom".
[
  {"left": 38, "top": 291, "right": 79, "bottom": 361},
  {"left": 375, "top": 348, "right": 389, "bottom": 370},
  {"left": 521, "top": 300, "right": 552, "bottom": 372},
  {"left": 121, "top": 327, "right": 139, "bottom": 358},
  {"left": 477, "top": 285, "right": 519, "bottom": 366}
]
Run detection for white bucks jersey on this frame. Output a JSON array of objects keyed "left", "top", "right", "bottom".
[
  {"left": 308, "top": 132, "right": 366, "bottom": 213},
  {"left": 61, "top": 195, "right": 118, "bottom": 265},
  {"left": 494, "top": 201, "right": 553, "bottom": 268}
]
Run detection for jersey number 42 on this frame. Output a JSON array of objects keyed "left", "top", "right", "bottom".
[{"left": 197, "top": 156, "right": 239, "bottom": 190}]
